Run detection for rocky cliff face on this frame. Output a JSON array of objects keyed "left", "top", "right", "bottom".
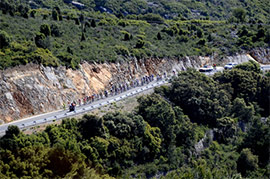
[
  {"left": 250, "top": 48, "right": 270, "bottom": 64},
  {"left": 0, "top": 51, "right": 268, "bottom": 123}
]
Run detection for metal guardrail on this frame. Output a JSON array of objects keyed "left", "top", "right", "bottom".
[{"left": 0, "top": 79, "right": 169, "bottom": 136}]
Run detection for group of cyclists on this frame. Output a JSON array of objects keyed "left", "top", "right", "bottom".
[{"left": 68, "top": 71, "right": 174, "bottom": 112}]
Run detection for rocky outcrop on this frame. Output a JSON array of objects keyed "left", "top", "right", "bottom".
[
  {"left": 250, "top": 48, "right": 270, "bottom": 64},
  {"left": 0, "top": 51, "right": 269, "bottom": 123},
  {"left": 195, "top": 130, "right": 214, "bottom": 154}
]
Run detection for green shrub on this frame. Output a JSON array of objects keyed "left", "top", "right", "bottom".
[
  {"left": 120, "top": 31, "right": 131, "bottom": 41},
  {"left": 114, "top": 45, "right": 130, "bottom": 57},
  {"left": 40, "top": 24, "right": 51, "bottom": 36},
  {"left": 50, "top": 23, "right": 61, "bottom": 37},
  {"left": 0, "top": 30, "right": 11, "bottom": 48},
  {"left": 28, "top": 48, "right": 59, "bottom": 67},
  {"left": 135, "top": 39, "right": 145, "bottom": 48}
]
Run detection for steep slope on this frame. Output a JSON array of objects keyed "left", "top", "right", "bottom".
[
  {"left": 1, "top": 1, "right": 270, "bottom": 70},
  {"left": 9, "top": 0, "right": 270, "bottom": 22},
  {"left": 1, "top": 50, "right": 267, "bottom": 123}
]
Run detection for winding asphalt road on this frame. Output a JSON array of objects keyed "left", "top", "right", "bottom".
[
  {"left": 0, "top": 78, "right": 169, "bottom": 136},
  {"left": 1, "top": 63, "right": 268, "bottom": 136}
]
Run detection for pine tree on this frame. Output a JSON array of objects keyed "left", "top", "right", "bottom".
[
  {"left": 91, "top": 19, "right": 96, "bottom": 28},
  {"left": 81, "top": 32, "right": 86, "bottom": 41},
  {"left": 157, "top": 32, "right": 162, "bottom": 40},
  {"left": 52, "top": 9, "right": 59, "bottom": 21}
]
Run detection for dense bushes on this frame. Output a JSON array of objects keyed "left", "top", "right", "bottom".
[
  {"left": 2, "top": 0, "right": 269, "bottom": 23},
  {"left": 0, "top": 30, "right": 11, "bottom": 48},
  {"left": 0, "top": 107, "right": 201, "bottom": 178},
  {"left": 213, "top": 61, "right": 270, "bottom": 116},
  {"left": 162, "top": 69, "right": 230, "bottom": 127},
  {"left": 0, "top": 0, "right": 269, "bottom": 178},
  {"left": 1, "top": 68, "right": 269, "bottom": 178},
  {"left": 0, "top": 1, "right": 269, "bottom": 69}
]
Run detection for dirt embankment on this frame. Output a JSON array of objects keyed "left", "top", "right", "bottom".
[{"left": 0, "top": 50, "right": 268, "bottom": 123}]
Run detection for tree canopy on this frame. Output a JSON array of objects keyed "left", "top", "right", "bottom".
[
  {"left": 0, "top": 0, "right": 269, "bottom": 69},
  {"left": 1, "top": 69, "right": 269, "bottom": 178}
]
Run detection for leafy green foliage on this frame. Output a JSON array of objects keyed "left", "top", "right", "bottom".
[
  {"left": 40, "top": 24, "right": 51, "bottom": 37},
  {"left": 0, "top": 1, "right": 269, "bottom": 69},
  {"left": 29, "top": 48, "right": 59, "bottom": 67},
  {"left": 137, "top": 94, "right": 176, "bottom": 142},
  {"left": 1, "top": 68, "right": 270, "bottom": 178},
  {"left": 50, "top": 23, "right": 61, "bottom": 37},
  {"left": 46, "top": 146, "right": 86, "bottom": 178},
  {"left": 163, "top": 69, "right": 230, "bottom": 127},
  {"left": 0, "top": 30, "right": 11, "bottom": 48},
  {"left": 0, "top": 1, "right": 269, "bottom": 178},
  {"left": 35, "top": 33, "right": 49, "bottom": 49},
  {"left": 235, "top": 60, "right": 261, "bottom": 74},
  {"left": 5, "top": 125, "right": 20, "bottom": 138},
  {"left": 143, "top": 123, "right": 162, "bottom": 159},
  {"left": 215, "top": 117, "right": 237, "bottom": 144},
  {"left": 52, "top": 9, "right": 59, "bottom": 21},
  {"left": 230, "top": 98, "right": 255, "bottom": 123},
  {"left": 232, "top": 8, "right": 247, "bottom": 23},
  {"left": 214, "top": 65, "right": 270, "bottom": 116},
  {"left": 239, "top": 119, "right": 270, "bottom": 168},
  {"left": 81, "top": 32, "right": 86, "bottom": 41},
  {"left": 78, "top": 115, "right": 107, "bottom": 139}
]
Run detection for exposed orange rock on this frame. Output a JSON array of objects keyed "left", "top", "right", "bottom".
[{"left": 0, "top": 51, "right": 268, "bottom": 123}]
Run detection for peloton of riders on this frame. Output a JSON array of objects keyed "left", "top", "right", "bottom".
[{"left": 67, "top": 71, "right": 177, "bottom": 112}]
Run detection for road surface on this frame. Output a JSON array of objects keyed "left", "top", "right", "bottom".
[
  {"left": 1, "top": 63, "right": 269, "bottom": 136},
  {"left": 0, "top": 78, "right": 169, "bottom": 136}
]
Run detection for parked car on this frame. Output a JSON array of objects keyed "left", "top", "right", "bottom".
[
  {"left": 199, "top": 65, "right": 214, "bottom": 72},
  {"left": 260, "top": 65, "right": 270, "bottom": 72},
  {"left": 224, "top": 63, "right": 237, "bottom": 70}
]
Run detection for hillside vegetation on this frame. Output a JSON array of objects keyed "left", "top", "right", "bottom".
[
  {"left": 0, "top": 0, "right": 270, "bottom": 69},
  {"left": 0, "top": 61, "right": 269, "bottom": 178},
  {"left": 1, "top": 1, "right": 270, "bottom": 178},
  {"left": 4, "top": 0, "right": 270, "bottom": 22}
]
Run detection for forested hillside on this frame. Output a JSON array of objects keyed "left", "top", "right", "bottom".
[
  {"left": 4, "top": 0, "right": 270, "bottom": 22},
  {"left": 0, "top": 0, "right": 270, "bottom": 70},
  {"left": 0, "top": 61, "right": 269, "bottom": 178},
  {"left": 0, "top": 1, "right": 270, "bottom": 178}
]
